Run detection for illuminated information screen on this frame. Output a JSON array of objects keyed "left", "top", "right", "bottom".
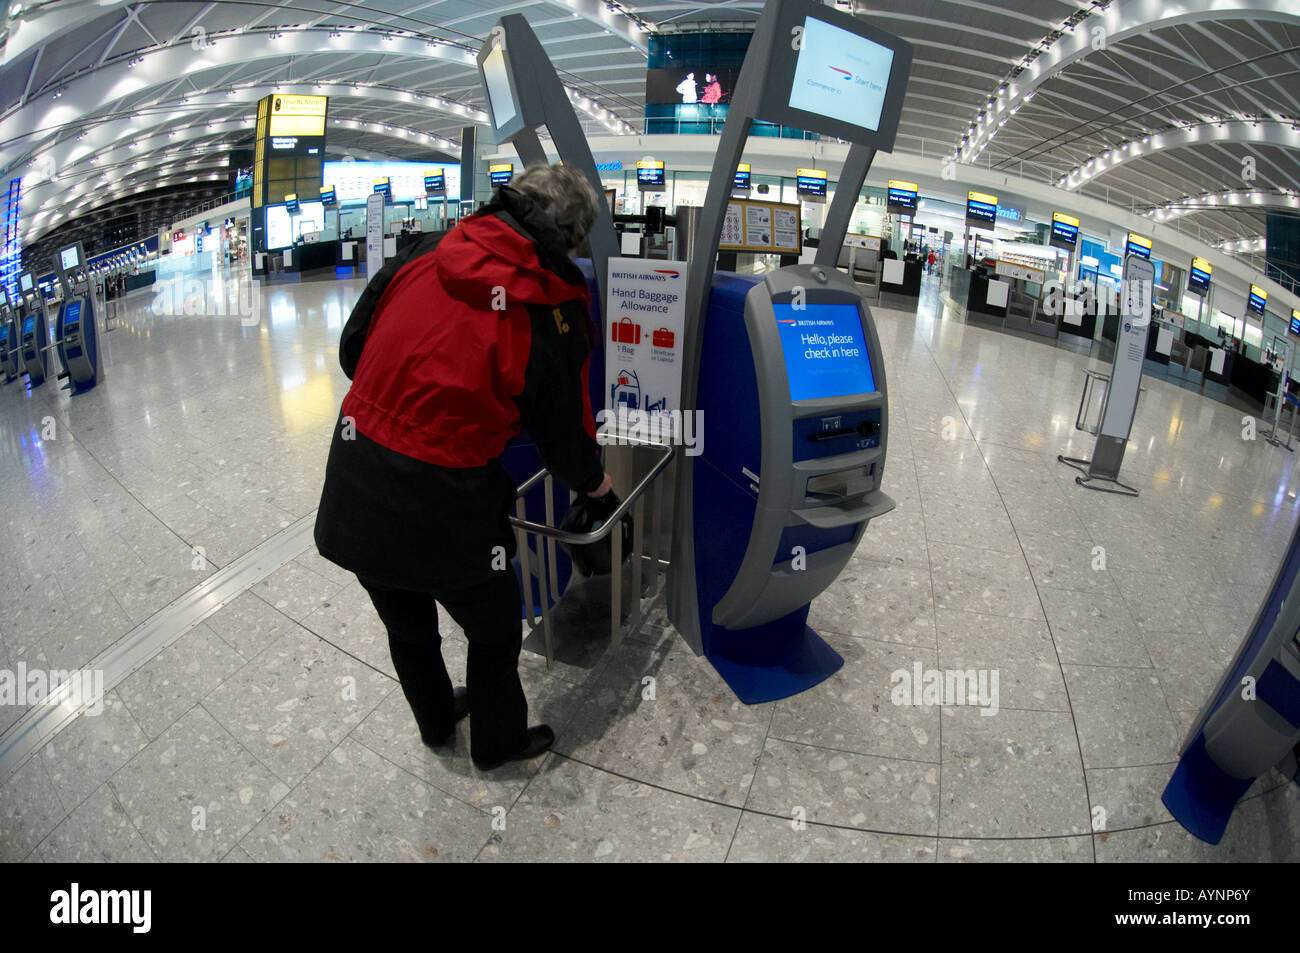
[
  {"left": 773, "top": 302, "right": 877, "bottom": 401},
  {"left": 886, "top": 180, "right": 918, "bottom": 215},
  {"left": 1050, "top": 213, "right": 1079, "bottom": 251},
  {"left": 1188, "top": 257, "right": 1212, "bottom": 296},
  {"left": 788, "top": 15, "right": 894, "bottom": 132}
]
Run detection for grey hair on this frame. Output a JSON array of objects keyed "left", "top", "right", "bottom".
[{"left": 511, "top": 162, "right": 599, "bottom": 251}]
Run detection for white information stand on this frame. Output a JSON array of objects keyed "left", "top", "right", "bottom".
[
  {"left": 366, "top": 192, "right": 385, "bottom": 276},
  {"left": 604, "top": 258, "right": 688, "bottom": 429},
  {"left": 1059, "top": 254, "right": 1154, "bottom": 496}
]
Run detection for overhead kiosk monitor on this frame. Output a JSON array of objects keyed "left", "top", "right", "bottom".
[
  {"left": 795, "top": 168, "right": 828, "bottom": 199},
  {"left": 1126, "top": 231, "right": 1153, "bottom": 259},
  {"left": 636, "top": 159, "right": 666, "bottom": 191},
  {"left": 1050, "top": 212, "right": 1080, "bottom": 252},
  {"left": 672, "top": 0, "right": 913, "bottom": 703},
  {"left": 1188, "top": 257, "right": 1213, "bottom": 297},
  {"left": 965, "top": 191, "right": 998, "bottom": 231},
  {"left": 733, "top": 163, "right": 752, "bottom": 192},
  {"left": 1247, "top": 284, "right": 1268, "bottom": 318},
  {"left": 886, "top": 180, "right": 918, "bottom": 215}
]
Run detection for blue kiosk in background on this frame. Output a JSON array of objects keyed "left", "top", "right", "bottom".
[
  {"left": 16, "top": 270, "right": 49, "bottom": 388},
  {"left": 668, "top": 0, "right": 913, "bottom": 703},
  {"left": 0, "top": 286, "right": 20, "bottom": 385},
  {"left": 52, "top": 241, "right": 102, "bottom": 395}
]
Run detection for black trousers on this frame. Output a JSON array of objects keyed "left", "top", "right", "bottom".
[{"left": 359, "top": 572, "right": 529, "bottom": 764}]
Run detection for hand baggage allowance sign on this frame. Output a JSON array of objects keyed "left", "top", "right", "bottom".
[{"left": 605, "top": 259, "right": 688, "bottom": 421}]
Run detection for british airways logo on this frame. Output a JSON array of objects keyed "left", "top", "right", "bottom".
[
  {"left": 653, "top": 269, "right": 681, "bottom": 279},
  {"left": 829, "top": 67, "right": 852, "bottom": 80}
]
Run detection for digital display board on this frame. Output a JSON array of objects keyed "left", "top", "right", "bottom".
[
  {"left": 322, "top": 161, "right": 460, "bottom": 206},
  {"left": 733, "top": 163, "right": 751, "bottom": 191},
  {"left": 773, "top": 302, "right": 876, "bottom": 401},
  {"left": 268, "top": 95, "right": 327, "bottom": 138},
  {"left": 59, "top": 246, "right": 81, "bottom": 271},
  {"left": 637, "top": 159, "right": 666, "bottom": 191},
  {"left": 284, "top": 193, "right": 300, "bottom": 214},
  {"left": 796, "top": 168, "right": 827, "bottom": 198},
  {"left": 372, "top": 178, "right": 392, "bottom": 202},
  {"left": 481, "top": 44, "right": 519, "bottom": 132},
  {"left": 489, "top": 163, "right": 514, "bottom": 188},
  {"left": 1125, "top": 232, "right": 1152, "bottom": 259},
  {"left": 424, "top": 172, "right": 446, "bottom": 194},
  {"left": 1050, "top": 213, "right": 1080, "bottom": 251},
  {"left": 1247, "top": 284, "right": 1268, "bottom": 317},
  {"left": 1290, "top": 309, "right": 1300, "bottom": 337},
  {"left": 966, "top": 191, "right": 998, "bottom": 230},
  {"left": 788, "top": 15, "right": 894, "bottom": 133},
  {"left": 266, "top": 201, "right": 326, "bottom": 251},
  {"left": 1188, "top": 257, "right": 1213, "bottom": 297},
  {"left": 319, "top": 186, "right": 336, "bottom": 207},
  {"left": 886, "top": 180, "right": 918, "bottom": 215},
  {"left": 19, "top": 273, "right": 33, "bottom": 293},
  {"left": 646, "top": 68, "right": 741, "bottom": 106}
]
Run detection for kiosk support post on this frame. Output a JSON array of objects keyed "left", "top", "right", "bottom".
[
  {"left": 477, "top": 15, "right": 618, "bottom": 301},
  {"left": 814, "top": 144, "right": 877, "bottom": 269}
]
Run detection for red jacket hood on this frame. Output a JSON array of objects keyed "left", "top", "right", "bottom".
[{"left": 435, "top": 213, "right": 588, "bottom": 310}]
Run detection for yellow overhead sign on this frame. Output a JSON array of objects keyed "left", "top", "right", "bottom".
[
  {"left": 968, "top": 191, "right": 998, "bottom": 205},
  {"left": 1053, "top": 212, "right": 1080, "bottom": 228},
  {"left": 1191, "top": 257, "right": 1212, "bottom": 275},
  {"left": 636, "top": 159, "right": 665, "bottom": 170},
  {"left": 797, "top": 168, "right": 828, "bottom": 179},
  {"left": 1127, "top": 232, "right": 1153, "bottom": 251},
  {"left": 268, "top": 94, "right": 328, "bottom": 136},
  {"left": 888, "top": 180, "right": 918, "bottom": 192}
]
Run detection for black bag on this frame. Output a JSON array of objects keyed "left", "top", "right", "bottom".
[{"left": 559, "top": 491, "right": 633, "bottom": 577}]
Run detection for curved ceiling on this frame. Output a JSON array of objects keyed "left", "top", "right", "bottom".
[{"left": 3, "top": 0, "right": 1298, "bottom": 259}]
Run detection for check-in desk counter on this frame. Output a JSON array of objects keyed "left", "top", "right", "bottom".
[
  {"left": 878, "top": 256, "right": 923, "bottom": 309},
  {"left": 1228, "top": 352, "right": 1275, "bottom": 409},
  {"left": 964, "top": 269, "right": 1009, "bottom": 322},
  {"left": 281, "top": 240, "right": 338, "bottom": 276}
]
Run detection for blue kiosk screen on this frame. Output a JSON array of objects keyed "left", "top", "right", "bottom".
[
  {"left": 23, "top": 317, "right": 34, "bottom": 336},
  {"left": 773, "top": 302, "right": 876, "bottom": 401}
]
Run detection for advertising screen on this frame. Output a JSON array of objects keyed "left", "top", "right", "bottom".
[
  {"left": 59, "top": 246, "right": 81, "bottom": 271},
  {"left": 322, "top": 161, "right": 460, "bottom": 206},
  {"left": 1050, "top": 213, "right": 1080, "bottom": 251},
  {"left": 266, "top": 201, "right": 326, "bottom": 250},
  {"left": 424, "top": 172, "right": 446, "bottom": 194},
  {"left": 733, "top": 163, "right": 751, "bottom": 191},
  {"left": 886, "top": 180, "right": 918, "bottom": 215},
  {"left": 1188, "top": 257, "right": 1213, "bottom": 297},
  {"left": 966, "top": 191, "right": 998, "bottom": 230},
  {"left": 489, "top": 163, "right": 513, "bottom": 187},
  {"left": 637, "top": 160, "right": 666, "bottom": 191},
  {"left": 796, "top": 168, "right": 827, "bottom": 198},
  {"left": 1247, "top": 284, "right": 1267, "bottom": 317},
  {"left": 773, "top": 302, "right": 877, "bottom": 401},
  {"left": 645, "top": 67, "right": 741, "bottom": 106},
  {"left": 1125, "top": 232, "right": 1152, "bottom": 259},
  {"left": 787, "top": 15, "right": 894, "bottom": 133},
  {"left": 482, "top": 45, "right": 519, "bottom": 131}
]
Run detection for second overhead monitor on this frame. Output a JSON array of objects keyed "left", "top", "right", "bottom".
[{"left": 480, "top": 43, "right": 522, "bottom": 138}]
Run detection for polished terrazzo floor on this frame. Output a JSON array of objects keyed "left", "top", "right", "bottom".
[{"left": 1, "top": 260, "right": 1297, "bottom": 862}]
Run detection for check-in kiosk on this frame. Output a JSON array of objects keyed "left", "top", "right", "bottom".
[
  {"left": 53, "top": 241, "right": 101, "bottom": 394},
  {"left": 16, "top": 270, "right": 49, "bottom": 387},
  {"left": 1, "top": 285, "right": 20, "bottom": 384},
  {"left": 671, "top": 0, "right": 913, "bottom": 702}
]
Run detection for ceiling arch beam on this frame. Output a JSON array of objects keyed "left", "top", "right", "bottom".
[
  {"left": 1149, "top": 188, "right": 1300, "bottom": 222},
  {"left": 1061, "top": 119, "right": 1300, "bottom": 190}
]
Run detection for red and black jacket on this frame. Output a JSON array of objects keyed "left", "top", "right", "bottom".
[{"left": 315, "top": 188, "right": 602, "bottom": 590}]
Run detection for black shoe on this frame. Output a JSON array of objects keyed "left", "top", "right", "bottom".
[
  {"left": 472, "top": 725, "right": 555, "bottom": 771},
  {"left": 422, "top": 687, "right": 470, "bottom": 749}
]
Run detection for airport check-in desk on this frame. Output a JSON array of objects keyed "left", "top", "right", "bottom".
[{"left": 686, "top": 264, "right": 896, "bottom": 701}]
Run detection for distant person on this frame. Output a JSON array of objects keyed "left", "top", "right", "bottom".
[
  {"left": 676, "top": 72, "right": 698, "bottom": 104},
  {"left": 927, "top": 250, "right": 936, "bottom": 274},
  {"left": 700, "top": 73, "right": 723, "bottom": 104},
  {"left": 315, "top": 163, "right": 613, "bottom": 771}
]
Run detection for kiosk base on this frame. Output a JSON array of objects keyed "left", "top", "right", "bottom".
[
  {"left": 705, "top": 608, "right": 844, "bottom": 704},
  {"left": 1161, "top": 735, "right": 1254, "bottom": 845}
]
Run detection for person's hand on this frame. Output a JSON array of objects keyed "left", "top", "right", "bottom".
[{"left": 587, "top": 472, "right": 613, "bottom": 499}]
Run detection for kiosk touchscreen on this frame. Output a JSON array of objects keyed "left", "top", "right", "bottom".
[
  {"left": 672, "top": 0, "right": 913, "bottom": 703},
  {"left": 17, "top": 270, "right": 49, "bottom": 387},
  {"left": 53, "top": 241, "right": 101, "bottom": 394}
]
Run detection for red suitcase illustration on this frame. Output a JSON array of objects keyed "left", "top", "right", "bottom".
[
  {"left": 612, "top": 317, "right": 640, "bottom": 344},
  {"left": 652, "top": 327, "right": 675, "bottom": 348}
]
